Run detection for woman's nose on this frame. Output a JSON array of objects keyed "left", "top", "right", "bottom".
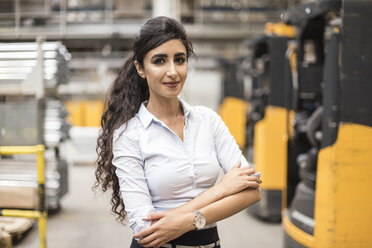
[{"left": 166, "top": 62, "right": 177, "bottom": 77}]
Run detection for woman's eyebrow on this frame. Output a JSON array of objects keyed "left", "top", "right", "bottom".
[
  {"left": 151, "top": 52, "right": 186, "bottom": 59},
  {"left": 175, "top": 52, "right": 186, "bottom": 57},
  {"left": 151, "top": 52, "right": 186, "bottom": 60},
  {"left": 151, "top": 54, "right": 167, "bottom": 59}
]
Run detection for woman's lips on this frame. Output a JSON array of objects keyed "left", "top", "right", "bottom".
[{"left": 163, "top": 81, "right": 179, "bottom": 88}]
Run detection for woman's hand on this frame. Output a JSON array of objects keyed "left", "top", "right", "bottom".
[
  {"left": 216, "top": 162, "right": 262, "bottom": 198},
  {"left": 134, "top": 211, "right": 194, "bottom": 248}
]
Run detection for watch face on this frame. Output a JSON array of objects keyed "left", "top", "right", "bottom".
[{"left": 195, "top": 215, "right": 206, "bottom": 229}]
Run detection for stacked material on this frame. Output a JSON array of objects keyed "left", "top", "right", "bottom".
[
  {"left": 0, "top": 41, "right": 71, "bottom": 212},
  {"left": 0, "top": 100, "right": 43, "bottom": 146},
  {"left": 0, "top": 99, "right": 71, "bottom": 148},
  {"left": 0, "top": 99, "right": 70, "bottom": 211},
  {"left": 44, "top": 99, "right": 71, "bottom": 148},
  {"left": 0, "top": 151, "right": 68, "bottom": 211},
  {"left": 0, "top": 42, "right": 71, "bottom": 88}
]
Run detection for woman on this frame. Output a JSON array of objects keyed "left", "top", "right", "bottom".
[{"left": 95, "top": 16, "right": 261, "bottom": 248}]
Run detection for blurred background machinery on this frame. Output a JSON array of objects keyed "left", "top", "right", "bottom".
[
  {"left": 281, "top": 0, "right": 342, "bottom": 245},
  {"left": 216, "top": 0, "right": 372, "bottom": 247},
  {"left": 282, "top": 0, "right": 372, "bottom": 247},
  {"left": 247, "top": 22, "right": 295, "bottom": 222},
  {"left": 235, "top": 0, "right": 372, "bottom": 247}
]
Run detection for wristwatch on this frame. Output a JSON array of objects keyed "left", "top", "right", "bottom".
[{"left": 193, "top": 210, "right": 206, "bottom": 230}]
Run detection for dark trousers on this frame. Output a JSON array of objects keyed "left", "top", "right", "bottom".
[{"left": 130, "top": 227, "right": 220, "bottom": 248}]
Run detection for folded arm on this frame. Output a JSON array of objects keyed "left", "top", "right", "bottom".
[
  {"left": 135, "top": 164, "right": 261, "bottom": 247},
  {"left": 112, "top": 129, "right": 156, "bottom": 233},
  {"left": 172, "top": 163, "right": 260, "bottom": 213},
  {"left": 136, "top": 189, "right": 261, "bottom": 248}
]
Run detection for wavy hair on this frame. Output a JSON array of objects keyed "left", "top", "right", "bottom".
[{"left": 94, "top": 16, "right": 194, "bottom": 223}]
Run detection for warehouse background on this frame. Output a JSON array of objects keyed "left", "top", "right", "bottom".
[{"left": 0, "top": 0, "right": 371, "bottom": 248}]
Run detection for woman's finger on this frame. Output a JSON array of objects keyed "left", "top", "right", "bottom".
[
  {"left": 144, "top": 238, "right": 163, "bottom": 248},
  {"left": 233, "top": 161, "right": 242, "bottom": 168},
  {"left": 249, "top": 181, "right": 261, "bottom": 188},
  {"left": 138, "top": 231, "right": 159, "bottom": 246},
  {"left": 247, "top": 175, "right": 259, "bottom": 181},
  {"left": 246, "top": 176, "right": 261, "bottom": 187},
  {"left": 134, "top": 225, "right": 157, "bottom": 239},
  {"left": 142, "top": 211, "right": 165, "bottom": 221},
  {"left": 241, "top": 167, "right": 255, "bottom": 175},
  {"left": 141, "top": 233, "right": 167, "bottom": 248}
]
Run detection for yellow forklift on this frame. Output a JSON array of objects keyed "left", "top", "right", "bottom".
[
  {"left": 218, "top": 58, "right": 249, "bottom": 150},
  {"left": 246, "top": 23, "right": 295, "bottom": 222},
  {"left": 282, "top": 0, "right": 372, "bottom": 247},
  {"left": 245, "top": 35, "right": 270, "bottom": 162}
]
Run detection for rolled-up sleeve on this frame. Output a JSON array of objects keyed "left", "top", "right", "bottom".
[
  {"left": 112, "top": 129, "right": 156, "bottom": 234},
  {"left": 209, "top": 109, "right": 250, "bottom": 173}
]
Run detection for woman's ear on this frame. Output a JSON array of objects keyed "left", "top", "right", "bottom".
[{"left": 134, "top": 60, "right": 146, "bottom": 79}]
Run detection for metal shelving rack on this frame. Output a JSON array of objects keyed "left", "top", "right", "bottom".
[
  {"left": 0, "top": 37, "right": 70, "bottom": 210},
  {"left": 0, "top": 145, "right": 47, "bottom": 248}
]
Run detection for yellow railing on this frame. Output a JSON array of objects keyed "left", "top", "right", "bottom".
[{"left": 0, "top": 145, "right": 47, "bottom": 248}]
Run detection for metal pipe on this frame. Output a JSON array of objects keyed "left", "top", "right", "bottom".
[{"left": 15, "top": 0, "right": 20, "bottom": 37}]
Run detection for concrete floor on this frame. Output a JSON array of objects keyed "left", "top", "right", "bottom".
[{"left": 14, "top": 165, "right": 283, "bottom": 248}]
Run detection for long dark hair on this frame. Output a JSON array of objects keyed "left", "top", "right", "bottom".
[{"left": 94, "top": 16, "right": 194, "bottom": 223}]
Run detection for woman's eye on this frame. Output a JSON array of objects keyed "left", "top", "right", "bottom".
[
  {"left": 153, "top": 58, "right": 166, "bottom": 64},
  {"left": 175, "top": 57, "right": 186, "bottom": 64}
]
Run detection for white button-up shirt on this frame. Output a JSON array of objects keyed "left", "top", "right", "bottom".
[{"left": 112, "top": 99, "right": 249, "bottom": 234}]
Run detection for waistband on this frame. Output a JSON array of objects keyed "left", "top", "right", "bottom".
[
  {"left": 162, "top": 240, "right": 220, "bottom": 248},
  {"left": 130, "top": 227, "right": 220, "bottom": 248},
  {"left": 166, "top": 226, "right": 219, "bottom": 246}
]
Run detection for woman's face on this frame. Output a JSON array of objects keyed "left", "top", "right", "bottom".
[{"left": 135, "top": 39, "right": 188, "bottom": 101}]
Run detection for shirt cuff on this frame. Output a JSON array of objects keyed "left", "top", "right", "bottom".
[{"left": 131, "top": 217, "right": 153, "bottom": 235}]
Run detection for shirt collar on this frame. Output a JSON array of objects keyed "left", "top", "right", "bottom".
[
  {"left": 179, "top": 98, "right": 191, "bottom": 119},
  {"left": 136, "top": 101, "right": 154, "bottom": 128},
  {"left": 136, "top": 98, "right": 191, "bottom": 129}
]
